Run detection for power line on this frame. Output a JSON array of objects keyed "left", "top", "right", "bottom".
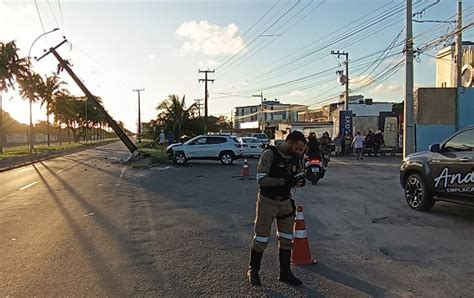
[
  {"left": 34, "top": 0, "right": 46, "bottom": 34},
  {"left": 217, "top": 0, "right": 326, "bottom": 78},
  {"left": 216, "top": 0, "right": 300, "bottom": 71},
  {"left": 58, "top": 0, "right": 66, "bottom": 36}
]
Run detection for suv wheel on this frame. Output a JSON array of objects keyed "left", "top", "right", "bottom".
[
  {"left": 220, "top": 152, "right": 234, "bottom": 165},
  {"left": 405, "top": 173, "right": 435, "bottom": 211},
  {"left": 173, "top": 152, "right": 187, "bottom": 166}
]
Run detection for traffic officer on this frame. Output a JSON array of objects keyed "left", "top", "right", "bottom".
[{"left": 247, "top": 131, "right": 307, "bottom": 286}]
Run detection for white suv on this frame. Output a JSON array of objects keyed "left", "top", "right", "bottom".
[{"left": 167, "top": 135, "right": 243, "bottom": 165}]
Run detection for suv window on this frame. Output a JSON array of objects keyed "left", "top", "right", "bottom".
[
  {"left": 206, "top": 137, "right": 227, "bottom": 144},
  {"left": 444, "top": 129, "right": 474, "bottom": 152},
  {"left": 191, "top": 137, "right": 207, "bottom": 145}
]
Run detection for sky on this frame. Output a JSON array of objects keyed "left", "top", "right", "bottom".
[{"left": 1, "top": 0, "right": 473, "bottom": 131}]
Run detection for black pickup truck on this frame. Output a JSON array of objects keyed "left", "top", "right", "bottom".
[{"left": 400, "top": 126, "right": 474, "bottom": 211}]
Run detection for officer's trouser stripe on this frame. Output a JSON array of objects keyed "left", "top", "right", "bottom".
[
  {"left": 277, "top": 231, "right": 294, "bottom": 240},
  {"left": 254, "top": 236, "right": 269, "bottom": 243}
]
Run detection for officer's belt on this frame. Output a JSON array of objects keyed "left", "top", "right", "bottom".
[{"left": 265, "top": 194, "right": 290, "bottom": 201}]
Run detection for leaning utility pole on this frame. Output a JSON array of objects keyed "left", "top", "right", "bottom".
[
  {"left": 0, "top": 84, "right": 3, "bottom": 154},
  {"left": 253, "top": 92, "right": 265, "bottom": 133},
  {"left": 331, "top": 50, "right": 349, "bottom": 110},
  {"left": 404, "top": 0, "right": 415, "bottom": 158},
  {"left": 37, "top": 39, "right": 139, "bottom": 157},
  {"left": 132, "top": 88, "right": 145, "bottom": 143},
  {"left": 198, "top": 69, "right": 215, "bottom": 134}
]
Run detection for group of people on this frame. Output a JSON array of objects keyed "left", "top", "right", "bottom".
[{"left": 335, "top": 130, "right": 385, "bottom": 160}]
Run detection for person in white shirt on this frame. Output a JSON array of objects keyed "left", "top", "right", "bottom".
[{"left": 352, "top": 131, "right": 365, "bottom": 160}]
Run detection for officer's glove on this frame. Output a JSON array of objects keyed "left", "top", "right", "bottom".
[{"left": 286, "top": 173, "right": 306, "bottom": 188}]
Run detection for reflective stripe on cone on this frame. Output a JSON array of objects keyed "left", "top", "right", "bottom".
[{"left": 291, "top": 205, "right": 317, "bottom": 265}]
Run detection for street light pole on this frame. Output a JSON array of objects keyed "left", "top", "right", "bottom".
[
  {"left": 27, "top": 28, "right": 59, "bottom": 155},
  {"left": 132, "top": 88, "right": 144, "bottom": 143}
]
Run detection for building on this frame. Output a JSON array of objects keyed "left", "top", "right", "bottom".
[
  {"left": 297, "top": 108, "right": 324, "bottom": 122},
  {"left": 436, "top": 41, "right": 474, "bottom": 88},
  {"left": 329, "top": 95, "right": 395, "bottom": 137},
  {"left": 234, "top": 99, "right": 308, "bottom": 131}
]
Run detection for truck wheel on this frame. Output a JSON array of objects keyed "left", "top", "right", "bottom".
[
  {"left": 173, "top": 152, "right": 187, "bottom": 166},
  {"left": 405, "top": 173, "right": 435, "bottom": 211}
]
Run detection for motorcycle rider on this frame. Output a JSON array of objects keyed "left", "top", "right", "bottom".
[
  {"left": 305, "top": 132, "right": 321, "bottom": 160},
  {"left": 248, "top": 131, "right": 307, "bottom": 287},
  {"left": 319, "top": 132, "right": 331, "bottom": 166}
]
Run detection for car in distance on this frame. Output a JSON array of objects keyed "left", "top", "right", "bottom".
[
  {"left": 400, "top": 126, "right": 474, "bottom": 211},
  {"left": 238, "top": 137, "right": 264, "bottom": 157},
  {"left": 251, "top": 133, "right": 270, "bottom": 145},
  {"left": 167, "top": 135, "right": 243, "bottom": 166},
  {"left": 268, "top": 139, "right": 284, "bottom": 147}
]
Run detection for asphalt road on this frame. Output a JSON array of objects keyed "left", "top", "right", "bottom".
[{"left": 1, "top": 142, "right": 473, "bottom": 296}]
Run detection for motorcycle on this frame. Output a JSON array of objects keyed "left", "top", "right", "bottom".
[
  {"left": 321, "top": 151, "right": 331, "bottom": 167},
  {"left": 304, "top": 157, "right": 325, "bottom": 185}
]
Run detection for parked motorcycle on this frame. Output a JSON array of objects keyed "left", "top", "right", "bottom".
[{"left": 304, "top": 157, "right": 325, "bottom": 185}]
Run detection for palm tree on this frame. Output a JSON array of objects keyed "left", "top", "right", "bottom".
[
  {"left": 156, "top": 94, "right": 197, "bottom": 137},
  {"left": 0, "top": 41, "right": 29, "bottom": 153},
  {"left": 51, "top": 91, "right": 75, "bottom": 145},
  {"left": 17, "top": 69, "right": 44, "bottom": 152},
  {"left": 39, "top": 73, "right": 67, "bottom": 146}
]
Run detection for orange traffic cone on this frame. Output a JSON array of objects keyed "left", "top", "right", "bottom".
[
  {"left": 291, "top": 205, "right": 317, "bottom": 265},
  {"left": 241, "top": 158, "right": 250, "bottom": 177}
]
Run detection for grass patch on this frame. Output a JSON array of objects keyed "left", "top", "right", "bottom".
[
  {"left": 139, "top": 148, "right": 169, "bottom": 164},
  {"left": 0, "top": 141, "right": 113, "bottom": 161}
]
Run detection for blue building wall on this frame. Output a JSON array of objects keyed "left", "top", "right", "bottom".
[
  {"left": 458, "top": 88, "right": 474, "bottom": 128},
  {"left": 415, "top": 124, "right": 456, "bottom": 152}
]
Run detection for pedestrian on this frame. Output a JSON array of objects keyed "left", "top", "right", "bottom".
[
  {"left": 334, "top": 133, "right": 343, "bottom": 157},
  {"left": 248, "top": 131, "right": 307, "bottom": 287},
  {"left": 352, "top": 131, "right": 365, "bottom": 160},
  {"left": 344, "top": 133, "right": 353, "bottom": 155},
  {"left": 159, "top": 130, "right": 166, "bottom": 145},
  {"left": 373, "top": 130, "right": 385, "bottom": 157},
  {"left": 365, "top": 130, "right": 375, "bottom": 157},
  {"left": 167, "top": 131, "right": 175, "bottom": 145}
]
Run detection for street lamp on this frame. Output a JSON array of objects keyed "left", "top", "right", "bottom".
[{"left": 27, "top": 28, "right": 59, "bottom": 155}]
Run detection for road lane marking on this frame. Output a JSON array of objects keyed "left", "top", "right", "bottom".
[
  {"left": 57, "top": 163, "right": 78, "bottom": 174},
  {"left": 116, "top": 167, "right": 127, "bottom": 186},
  {"left": 18, "top": 181, "right": 39, "bottom": 190}
]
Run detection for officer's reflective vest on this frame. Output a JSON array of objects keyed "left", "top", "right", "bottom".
[{"left": 259, "top": 146, "right": 297, "bottom": 198}]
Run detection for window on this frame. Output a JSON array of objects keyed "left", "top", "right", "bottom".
[
  {"left": 444, "top": 129, "right": 474, "bottom": 152},
  {"left": 192, "top": 137, "right": 207, "bottom": 145},
  {"left": 206, "top": 137, "right": 227, "bottom": 144}
]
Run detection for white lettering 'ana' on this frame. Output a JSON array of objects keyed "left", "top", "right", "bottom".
[{"left": 434, "top": 168, "right": 474, "bottom": 188}]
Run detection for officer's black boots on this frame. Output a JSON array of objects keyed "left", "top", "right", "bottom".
[
  {"left": 248, "top": 249, "right": 263, "bottom": 286},
  {"left": 278, "top": 249, "right": 303, "bottom": 286}
]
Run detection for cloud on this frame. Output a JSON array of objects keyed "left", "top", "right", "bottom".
[
  {"left": 372, "top": 83, "right": 404, "bottom": 94},
  {"left": 176, "top": 20, "right": 246, "bottom": 56},
  {"left": 351, "top": 75, "right": 375, "bottom": 88},
  {"left": 198, "top": 59, "right": 218, "bottom": 68},
  {"left": 289, "top": 90, "right": 307, "bottom": 98}
]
